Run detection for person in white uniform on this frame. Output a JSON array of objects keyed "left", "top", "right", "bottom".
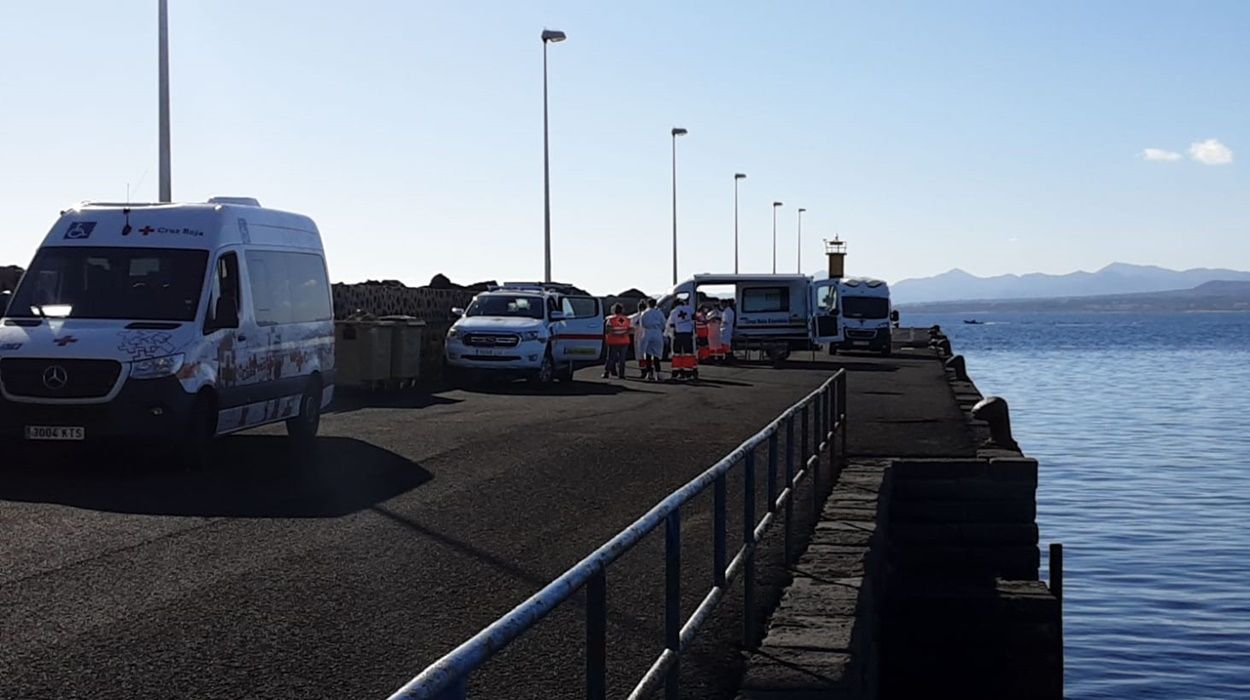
[
  {"left": 639, "top": 298, "right": 667, "bottom": 381},
  {"left": 630, "top": 299, "right": 649, "bottom": 378},
  {"left": 719, "top": 299, "right": 736, "bottom": 362}
]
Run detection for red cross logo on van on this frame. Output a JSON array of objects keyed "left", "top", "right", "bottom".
[
  {"left": 139, "top": 226, "right": 155, "bottom": 236},
  {"left": 54, "top": 336, "right": 78, "bottom": 347}
]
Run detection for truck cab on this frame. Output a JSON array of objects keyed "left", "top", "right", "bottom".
[
  {"left": 444, "top": 282, "right": 603, "bottom": 384},
  {"left": 833, "top": 277, "right": 892, "bottom": 355}
]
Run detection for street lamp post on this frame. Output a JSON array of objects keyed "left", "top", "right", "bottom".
[
  {"left": 158, "top": 0, "right": 171, "bottom": 202},
  {"left": 671, "top": 127, "right": 688, "bottom": 285},
  {"left": 772, "top": 202, "right": 783, "bottom": 273},
  {"left": 541, "top": 29, "right": 567, "bottom": 284},
  {"left": 797, "top": 208, "right": 807, "bottom": 274},
  {"left": 734, "top": 173, "right": 746, "bottom": 274}
]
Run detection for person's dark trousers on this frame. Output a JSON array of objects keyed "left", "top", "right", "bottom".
[
  {"left": 673, "top": 332, "right": 694, "bottom": 377},
  {"left": 608, "top": 345, "right": 628, "bottom": 378}
]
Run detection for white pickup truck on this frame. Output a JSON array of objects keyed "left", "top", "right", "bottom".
[{"left": 444, "top": 283, "right": 604, "bottom": 384}]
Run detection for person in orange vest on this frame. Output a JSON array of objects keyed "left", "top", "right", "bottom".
[
  {"left": 706, "top": 302, "right": 723, "bottom": 362},
  {"left": 603, "top": 303, "right": 632, "bottom": 379},
  {"left": 694, "top": 305, "right": 711, "bottom": 363}
]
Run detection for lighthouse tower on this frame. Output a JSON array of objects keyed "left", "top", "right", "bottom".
[{"left": 825, "top": 238, "right": 847, "bottom": 279}]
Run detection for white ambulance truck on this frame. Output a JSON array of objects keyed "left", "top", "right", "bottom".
[
  {"left": 0, "top": 198, "right": 334, "bottom": 464},
  {"left": 833, "top": 277, "right": 892, "bottom": 355},
  {"left": 663, "top": 274, "right": 843, "bottom": 362},
  {"left": 444, "top": 282, "right": 604, "bottom": 384}
]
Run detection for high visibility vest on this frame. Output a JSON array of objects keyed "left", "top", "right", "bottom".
[
  {"left": 606, "top": 315, "right": 632, "bottom": 346},
  {"left": 695, "top": 311, "right": 709, "bottom": 338}
]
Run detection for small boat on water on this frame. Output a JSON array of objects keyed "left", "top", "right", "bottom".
[{"left": 963, "top": 319, "right": 984, "bottom": 325}]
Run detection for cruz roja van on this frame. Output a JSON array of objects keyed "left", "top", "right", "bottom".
[{"left": 0, "top": 198, "right": 334, "bottom": 465}]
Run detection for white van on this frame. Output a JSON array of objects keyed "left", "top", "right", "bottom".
[
  {"left": 0, "top": 198, "right": 334, "bottom": 462},
  {"left": 663, "top": 274, "right": 843, "bottom": 362},
  {"left": 834, "top": 277, "right": 892, "bottom": 355},
  {"left": 444, "top": 282, "right": 604, "bottom": 384}
]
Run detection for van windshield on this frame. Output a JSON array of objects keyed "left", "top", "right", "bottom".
[
  {"left": 465, "top": 294, "right": 545, "bottom": 319},
  {"left": 8, "top": 246, "right": 209, "bottom": 321},
  {"left": 841, "top": 296, "right": 890, "bottom": 319}
]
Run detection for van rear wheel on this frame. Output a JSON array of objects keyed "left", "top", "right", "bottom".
[{"left": 287, "top": 383, "right": 322, "bottom": 445}]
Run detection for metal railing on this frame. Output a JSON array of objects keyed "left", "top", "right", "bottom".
[{"left": 388, "top": 370, "right": 848, "bottom": 700}]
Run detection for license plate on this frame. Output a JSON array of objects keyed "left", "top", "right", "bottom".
[
  {"left": 26, "top": 425, "right": 85, "bottom": 441},
  {"left": 474, "top": 349, "right": 503, "bottom": 357},
  {"left": 853, "top": 340, "right": 869, "bottom": 347}
]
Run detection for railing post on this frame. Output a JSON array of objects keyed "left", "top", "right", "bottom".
[
  {"left": 743, "top": 449, "right": 757, "bottom": 647},
  {"left": 767, "top": 430, "right": 778, "bottom": 513},
  {"left": 784, "top": 414, "right": 795, "bottom": 566},
  {"left": 714, "top": 473, "right": 727, "bottom": 588},
  {"left": 838, "top": 374, "right": 848, "bottom": 466},
  {"left": 665, "top": 510, "right": 681, "bottom": 700},
  {"left": 586, "top": 568, "right": 607, "bottom": 700},
  {"left": 431, "top": 677, "right": 468, "bottom": 700},
  {"left": 800, "top": 405, "right": 809, "bottom": 474},
  {"left": 812, "top": 393, "right": 822, "bottom": 505}
]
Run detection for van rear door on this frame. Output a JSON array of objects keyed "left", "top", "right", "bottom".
[
  {"left": 551, "top": 296, "right": 603, "bottom": 364},
  {"left": 810, "top": 279, "right": 842, "bottom": 345}
]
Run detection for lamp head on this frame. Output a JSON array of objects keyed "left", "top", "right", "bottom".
[
  {"left": 541, "top": 29, "right": 567, "bottom": 43},
  {"left": 671, "top": 127, "right": 688, "bottom": 137},
  {"left": 773, "top": 201, "right": 783, "bottom": 207},
  {"left": 798, "top": 208, "right": 807, "bottom": 213},
  {"left": 734, "top": 173, "right": 747, "bottom": 180}
]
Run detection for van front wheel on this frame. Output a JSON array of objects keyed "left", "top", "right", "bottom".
[{"left": 287, "top": 384, "right": 322, "bottom": 445}]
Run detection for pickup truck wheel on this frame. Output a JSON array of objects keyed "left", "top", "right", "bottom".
[{"left": 532, "top": 353, "right": 556, "bottom": 385}]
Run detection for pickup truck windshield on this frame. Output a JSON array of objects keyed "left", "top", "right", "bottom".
[
  {"left": 8, "top": 246, "right": 209, "bottom": 321},
  {"left": 465, "top": 295, "right": 545, "bottom": 319},
  {"left": 841, "top": 296, "right": 890, "bottom": 320}
]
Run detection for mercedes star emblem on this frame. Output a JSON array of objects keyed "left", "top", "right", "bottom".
[{"left": 42, "top": 365, "right": 69, "bottom": 391}]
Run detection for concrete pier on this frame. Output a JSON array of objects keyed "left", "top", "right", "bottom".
[{"left": 736, "top": 335, "right": 1061, "bottom": 699}]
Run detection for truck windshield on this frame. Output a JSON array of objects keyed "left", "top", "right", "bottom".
[
  {"left": 8, "top": 246, "right": 209, "bottom": 321},
  {"left": 841, "top": 296, "right": 890, "bottom": 319},
  {"left": 465, "top": 295, "right": 545, "bottom": 319}
]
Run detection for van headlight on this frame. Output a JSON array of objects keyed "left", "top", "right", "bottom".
[
  {"left": 520, "top": 331, "right": 544, "bottom": 342},
  {"left": 131, "top": 353, "right": 185, "bottom": 379},
  {"left": 446, "top": 328, "right": 460, "bottom": 339}
]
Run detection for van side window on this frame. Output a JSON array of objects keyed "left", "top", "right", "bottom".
[
  {"left": 245, "top": 250, "right": 332, "bottom": 326},
  {"left": 206, "top": 252, "right": 240, "bottom": 332},
  {"left": 741, "top": 287, "right": 790, "bottom": 313}
]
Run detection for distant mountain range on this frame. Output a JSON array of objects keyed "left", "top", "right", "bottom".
[
  {"left": 891, "top": 263, "right": 1250, "bottom": 304},
  {"left": 898, "top": 280, "right": 1250, "bottom": 314}
]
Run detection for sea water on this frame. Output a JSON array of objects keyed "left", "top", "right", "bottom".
[{"left": 904, "top": 311, "right": 1250, "bottom": 699}]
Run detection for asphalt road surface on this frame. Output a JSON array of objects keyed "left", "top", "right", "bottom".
[{"left": 0, "top": 351, "right": 966, "bottom": 699}]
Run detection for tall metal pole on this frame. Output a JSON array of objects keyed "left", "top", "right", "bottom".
[
  {"left": 158, "top": 0, "right": 171, "bottom": 203},
  {"left": 670, "top": 128, "right": 687, "bottom": 286},
  {"left": 540, "top": 30, "right": 566, "bottom": 283},
  {"left": 542, "top": 41, "right": 552, "bottom": 283},
  {"left": 797, "top": 208, "right": 806, "bottom": 274},
  {"left": 771, "top": 202, "right": 783, "bottom": 274},
  {"left": 672, "top": 136, "right": 678, "bottom": 285},
  {"left": 734, "top": 173, "right": 746, "bottom": 274}
]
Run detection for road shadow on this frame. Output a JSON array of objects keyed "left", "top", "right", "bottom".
[
  {"left": 454, "top": 379, "right": 662, "bottom": 397},
  {"left": 0, "top": 435, "right": 431, "bottom": 518},
  {"left": 328, "top": 389, "right": 461, "bottom": 414}
]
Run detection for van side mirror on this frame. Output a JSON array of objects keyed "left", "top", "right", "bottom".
[
  {"left": 549, "top": 310, "right": 566, "bottom": 321},
  {"left": 450, "top": 307, "right": 464, "bottom": 318},
  {"left": 211, "top": 296, "right": 239, "bottom": 330},
  {"left": 0, "top": 290, "right": 10, "bottom": 317}
]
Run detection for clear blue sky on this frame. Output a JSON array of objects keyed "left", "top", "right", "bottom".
[{"left": 2, "top": 1, "right": 1247, "bottom": 295}]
